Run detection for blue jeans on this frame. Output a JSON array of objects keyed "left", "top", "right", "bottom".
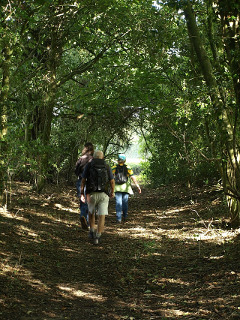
[
  {"left": 115, "top": 192, "right": 129, "bottom": 222},
  {"left": 76, "top": 178, "right": 88, "bottom": 221}
]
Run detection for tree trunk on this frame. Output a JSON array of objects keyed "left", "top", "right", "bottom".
[
  {"left": 218, "top": 0, "right": 240, "bottom": 107},
  {"left": 183, "top": 0, "right": 240, "bottom": 226},
  {"left": 0, "top": 36, "right": 11, "bottom": 207},
  {"left": 35, "top": 31, "right": 58, "bottom": 192},
  {"left": 218, "top": 0, "right": 240, "bottom": 227}
]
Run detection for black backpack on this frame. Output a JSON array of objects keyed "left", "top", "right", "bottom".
[
  {"left": 75, "top": 162, "right": 82, "bottom": 177},
  {"left": 114, "top": 164, "right": 128, "bottom": 185},
  {"left": 75, "top": 154, "right": 92, "bottom": 177},
  {"left": 86, "top": 159, "right": 109, "bottom": 194}
]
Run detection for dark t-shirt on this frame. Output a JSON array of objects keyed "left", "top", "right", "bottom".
[
  {"left": 75, "top": 153, "right": 93, "bottom": 177},
  {"left": 82, "top": 161, "right": 114, "bottom": 180},
  {"left": 82, "top": 159, "right": 114, "bottom": 195}
]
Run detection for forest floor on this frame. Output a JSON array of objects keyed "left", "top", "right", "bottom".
[{"left": 1, "top": 182, "right": 240, "bottom": 320}]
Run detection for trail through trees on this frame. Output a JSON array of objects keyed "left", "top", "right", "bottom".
[{"left": 1, "top": 183, "right": 240, "bottom": 319}]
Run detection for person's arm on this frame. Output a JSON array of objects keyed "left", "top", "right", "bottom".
[
  {"left": 130, "top": 175, "right": 141, "bottom": 193},
  {"left": 80, "top": 178, "right": 86, "bottom": 202},
  {"left": 80, "top": 162, "right": 89, "bottom": 203},
  {"left": 109, "top": 179, "right": 115, "bottom": 198},
  {"left": 107, "top": 165, "right": 115, "bottom": 198}
]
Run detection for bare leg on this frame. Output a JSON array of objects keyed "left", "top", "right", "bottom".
[
  {"left": 97, "top": 215, "right": 105, "bottom": 234},
  {"left": 87, "top": 194, "right": 95, "bottom": 230},
  {"left": 88, "top": 213, "right": 95, "bottom": 230}
]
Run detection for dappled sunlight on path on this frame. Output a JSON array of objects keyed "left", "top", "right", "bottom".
[{"left": 1, "top": 182, "right": 240, "bottom": 319}]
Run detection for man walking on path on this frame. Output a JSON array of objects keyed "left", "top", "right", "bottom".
[
  {"left": 112, "top": 154, "right": 141, "bottom": 223},
  {"left": 75, "top": 142, "right": 94, "bottom": 230},
  {"left": 80, "top": 150, "right": 115, "bottom": 245}
]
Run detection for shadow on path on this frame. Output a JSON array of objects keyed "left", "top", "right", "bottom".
[{"left": 1, "top": 183, "right": 240, "bottom": 319}]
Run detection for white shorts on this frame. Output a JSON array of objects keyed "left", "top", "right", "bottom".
[{"left": 87, "top": 192, "right": 109, "bottom": 215}]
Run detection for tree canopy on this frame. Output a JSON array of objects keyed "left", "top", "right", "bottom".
[{"left": 1, "top": 0, "right": 240, "bottom": 225}]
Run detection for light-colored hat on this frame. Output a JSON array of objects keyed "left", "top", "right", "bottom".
[{"left": 118, "top": 154, "right": 126, "bottom": 161}]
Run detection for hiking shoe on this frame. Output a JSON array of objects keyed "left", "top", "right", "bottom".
[
  {"left": 93, "top": 234, "right": 101, "bottom": 245},
  {"left": 89, "top": 230, "right": 94, "bottom": 239},
  {"left": 80, "top": 216, "right": 89, "bottom": 231}
]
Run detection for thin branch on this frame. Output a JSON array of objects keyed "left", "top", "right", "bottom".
[
  {"left": 164, "top": 122, "right": 221, "bottom": 162},
  {"left": 57, "top": 46, "right": 109, "bottom": 86}
]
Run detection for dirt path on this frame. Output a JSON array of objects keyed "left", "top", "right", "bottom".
[{"left": 1, "top": 182, "right": 240, "bottom": 320}]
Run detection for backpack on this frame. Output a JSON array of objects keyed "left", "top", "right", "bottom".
[
  {"left": 75, "top": 154, "right": 92, "bottom": 177},
  {"left": 114, "top": 164, "right": 128, "bottom": 185},
  {"left": 86, "top": 159, "right": 109, "bottom": 193},
  {"left": 75, "top": 162, "right": 82, "bottom": 177}
]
